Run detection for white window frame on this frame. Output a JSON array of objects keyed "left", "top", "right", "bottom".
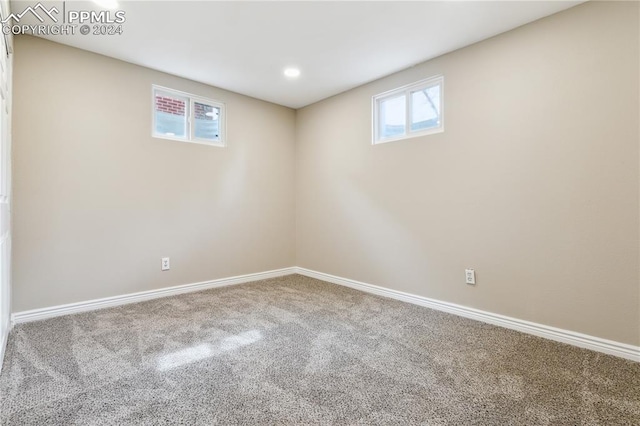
[
  {"left": 152, "top": 85, "right": 226, "bottom": 147},
  {"left": 372, "top": 75, "right": 444, "bottom": 145}
]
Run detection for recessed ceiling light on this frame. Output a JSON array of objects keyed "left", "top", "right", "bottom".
[
  {"left": 284, "top": 68, "right": 301, "bottom": 78},
  {"left": 92, "top": 0, "right": 119, "bottom": 9}
]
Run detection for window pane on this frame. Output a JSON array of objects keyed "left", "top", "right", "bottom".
[
  {"left": 379, "top": 95, "right": 406, "bottom": 139},
  {"left": 194, "top": 102, "right": 220, "bottom": 141},
  {"left": 411, "top": 84, "right": 441, "bottom": 132},
  {"left": 154, "top": 92, "right": 187, "bottom": 138}
]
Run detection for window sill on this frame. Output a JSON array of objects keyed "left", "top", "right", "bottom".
[{"left": 372, "top": 126, "right": 444, "bottom": 145}]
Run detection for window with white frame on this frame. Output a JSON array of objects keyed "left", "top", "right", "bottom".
[
  {"left": 152, "top": 85, "right": 225, "bottom": 146},
  {"left": 372, "top": 75, "right": 443, "bottom": 144}
]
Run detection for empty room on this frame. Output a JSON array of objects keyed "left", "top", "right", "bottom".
[{"left": 0, "top": 0, "right": 638, "bottom": 424}]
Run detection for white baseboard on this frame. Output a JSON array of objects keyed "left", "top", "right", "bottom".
[
  {"left": 295, "top": 267, "right": 640, "bottom": 362},
  {"left": 9, "top": 265, "right": 639, "bottom": 362},
  {"left": 11, "top": 267, "right": 297, "bottom": 325}
]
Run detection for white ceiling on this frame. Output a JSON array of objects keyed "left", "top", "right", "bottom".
[{"left": 11, "top": 0, "right": 583, "bottom": 109}]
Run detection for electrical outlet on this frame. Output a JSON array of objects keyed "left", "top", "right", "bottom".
[
  {"left": 161, "top": 257, "right": 170, "bottom": 271},
  {"left": 465, "top": 269, "right": 476, "bottom": 285}
]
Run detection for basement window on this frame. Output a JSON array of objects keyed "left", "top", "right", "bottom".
[
  {"left": 152, "top": 85, "right": 225, "bottom": 147},
  {"left": 372, "top": 75, "right": 443, "bottom": 144}
]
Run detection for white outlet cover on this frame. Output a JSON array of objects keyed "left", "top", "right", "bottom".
[
  {"left": 465, "top": 269, "right": 475, "bottom": 285},
  {"left": 162, "top": 257, "right": 170, "bottom": 271}
]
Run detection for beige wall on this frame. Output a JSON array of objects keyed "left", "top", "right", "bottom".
[
  {"left": 11, "top": 2, "right": 640, "bottom": 347},
  {"left": 12, "top": 36, "right": 296, "bottom": 312},
  {"left": 296, "top": 1, "right": 640, "bottom": 345}
]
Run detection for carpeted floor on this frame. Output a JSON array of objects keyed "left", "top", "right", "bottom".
[{"left": 1, "top": 274, "right": 639, "bottom": 425}]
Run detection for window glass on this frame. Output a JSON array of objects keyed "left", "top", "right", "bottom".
[
  {"left": 154, "top": 92, "right": 188, "bottom": 138},
  {"left": 194, "top": 102, "right": 220, "bottom": 141},
  {"left": 411, "top": 84, "right": 440, "bottom": 132},
  {"left": 379, "top": 95, "right": 406, "bottom": 140}
]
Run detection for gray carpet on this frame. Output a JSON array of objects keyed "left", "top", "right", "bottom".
[{"left": 1, "top": 274, "right": 639, "bottom": 425}]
